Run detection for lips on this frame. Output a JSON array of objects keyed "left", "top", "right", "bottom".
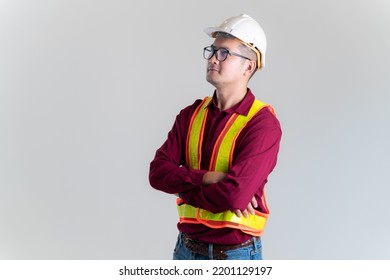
[{"left": 207, "top": 66, "right": 219, "bottom": 72}]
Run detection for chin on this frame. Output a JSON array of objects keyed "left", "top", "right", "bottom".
[
  {"left": 206, "top": 73, "right": 218, "bottom": 84},
  {"left": 206, "top": 76, "right": 217, "bottom": 86}
]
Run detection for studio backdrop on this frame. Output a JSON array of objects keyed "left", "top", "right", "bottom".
[{"left": 1, "top": 0, "right": 390, "bottom": 259}]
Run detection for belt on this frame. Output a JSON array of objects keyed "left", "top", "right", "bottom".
[{"left": 181, "top": 233, "right": 257, "bottom": 260}]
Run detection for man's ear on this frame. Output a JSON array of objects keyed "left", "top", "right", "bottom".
[{"left": 245, "top": 60, "right": 257, "bottom": 77}]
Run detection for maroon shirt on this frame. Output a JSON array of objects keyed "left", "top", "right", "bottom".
[{"left": 149, "top": 89, "right": 282, "bottom": 245}]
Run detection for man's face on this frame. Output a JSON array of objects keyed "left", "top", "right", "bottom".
[{"left": 205, "top": 37, "right": 250, "bottom": 88}]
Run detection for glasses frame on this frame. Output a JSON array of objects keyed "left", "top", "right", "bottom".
[{"left": 203, "top": 45, "right": 252, "bottom": 62}]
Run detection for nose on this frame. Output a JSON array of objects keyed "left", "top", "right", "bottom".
[{"left": 208, "top": 52, "right": 219, "bottom": 64}]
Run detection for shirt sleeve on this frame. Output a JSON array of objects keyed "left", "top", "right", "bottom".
[
  {"left": 179, "top": 107, "right": 282, "bottom": 213},
  {"left": 149, "top": 101, "right": 207, "bottom": 194}
]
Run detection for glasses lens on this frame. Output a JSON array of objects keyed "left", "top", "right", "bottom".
[
  {"left": 203, "top": 46, "right": 213, "bottom": 60},
  {"left": 216, "top": 48, "right": 229, "bottom": 61}
]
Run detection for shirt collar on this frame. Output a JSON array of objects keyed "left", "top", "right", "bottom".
[{"left": 208, "top": 88, "right": 255, "bottom": 116}]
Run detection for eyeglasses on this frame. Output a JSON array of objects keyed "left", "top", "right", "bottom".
[{"left": 203, "top": 45, "right": 251, "bottom": 62}]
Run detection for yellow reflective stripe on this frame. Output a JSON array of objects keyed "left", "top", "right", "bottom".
[
  {"left": 187, "top": 97, "right": 212, "bottom": 169},
  {"left": 198, "top": 208, "right": 267, "bottom": 230},
  {"left": 177, "top": 203, "right": 267, "bottom": 233},
  {"left": 209, "top": 114, "right": 238, "bottom": 171},
  {"left": 177, "top": 202, "right": 198, "bottom": 219},
  {"left": 214, "top": 100, "right": 268, "bottom": 172}
]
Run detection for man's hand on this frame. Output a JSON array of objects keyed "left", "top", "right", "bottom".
[
  {"left": 235, "top": 196, "right": 258, "bottom": 218},
  {"left": 202, "top": 171, "right": 227, "bottom": 185}
]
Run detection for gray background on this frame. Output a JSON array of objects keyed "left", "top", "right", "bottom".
[{"left": 1, "top": 0, "right": 389, "bottom": 259}]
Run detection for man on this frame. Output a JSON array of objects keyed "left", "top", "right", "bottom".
[{"left": 149, "top": 14, "right": 282, "bottom": 260}]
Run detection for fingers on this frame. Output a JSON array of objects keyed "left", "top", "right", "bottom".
[
  {"left": 246, "top": 202, "right": 255, "bottom": 215},
  {"left": 244, "top": 197, "right": 257, "bottom": 215},
  {"left": 235, "top": 197, "right": 258, "bottom": 218},
  {"left": 251, "top": 196, "right": 258, "bottom": 208},
  {"left": 235, "top": 209, "right": 249, "bottom": 218}
]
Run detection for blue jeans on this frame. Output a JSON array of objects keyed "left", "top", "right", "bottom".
[{"left": 172, "top": 232, "right": 263, "bottom": 260}]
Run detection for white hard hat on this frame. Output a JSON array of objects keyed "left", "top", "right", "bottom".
[{"left": 204, "top": 14, "right": 267, "bottom": 69}]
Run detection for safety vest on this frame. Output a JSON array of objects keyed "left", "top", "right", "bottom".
[{"left": 177, "top": 96, "right": 275, "bottom": 236}]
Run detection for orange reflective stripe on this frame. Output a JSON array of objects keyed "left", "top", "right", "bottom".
[
  {"left": 209, "top": 114, "right": 238, "bottom": 171},
  {"left": 261, "top": 189, "right": 270, "bottom": 214},
  {"left": 197, "top": 207, "right": 268, "bottom": 236},
  {"left": 198, "top": 220, "right": 265, "bottom": 237}
]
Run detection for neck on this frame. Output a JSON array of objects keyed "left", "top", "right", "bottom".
[{"left": 215, "top": 85, "right": 248, "bottom": 111}]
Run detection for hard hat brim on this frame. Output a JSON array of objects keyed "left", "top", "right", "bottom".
[{"left": 204, "top": 27, "right": 228, "bottom": 38}]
